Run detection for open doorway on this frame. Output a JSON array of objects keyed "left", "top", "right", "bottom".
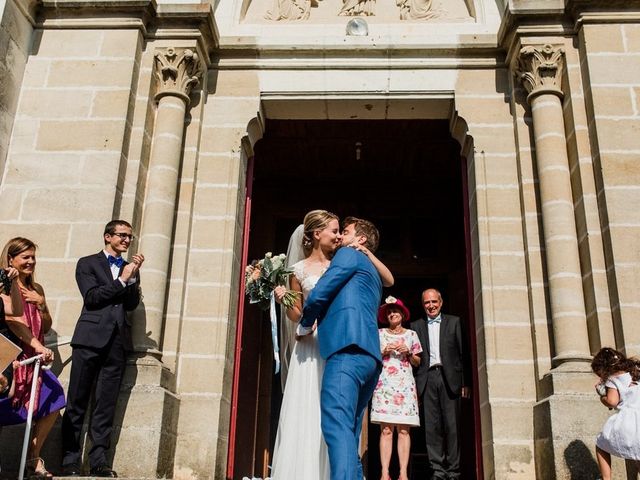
[{"left": 230, "top": 118, "right": 479, "bottom": 479}]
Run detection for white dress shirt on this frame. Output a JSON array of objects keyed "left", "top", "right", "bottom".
[
  {"left": 296, "top": 323, "right": 314, "bottom": 337},
  {"left": 103, "top": 251, "right": 136, "bottom": 286},
  {"left": 427, "top": 314, "right": 442, "bottom": 367}
]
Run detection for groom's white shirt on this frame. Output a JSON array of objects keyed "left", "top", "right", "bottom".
[{"left": 297, "top": 322, "right": 313, "bottom": 336}]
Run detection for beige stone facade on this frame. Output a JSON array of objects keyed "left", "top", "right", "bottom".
[{"left": 0, "top": 0, "right": 639, "bottom": 478}]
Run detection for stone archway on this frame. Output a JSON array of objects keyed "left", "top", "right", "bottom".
[{"left": 225, "top": 98, "right": 485, "bottom": 479}]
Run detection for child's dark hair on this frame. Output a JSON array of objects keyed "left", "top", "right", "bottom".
[{"left": 591, "top": 347, "right": 640, "bottom": 382}]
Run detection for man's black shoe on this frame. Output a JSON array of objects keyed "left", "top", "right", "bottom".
[
  {"left": 89, "top": 465, "right": 118, "bottom": 477},
  {"left": 60, "top": 463, "right": 81, "bottom": 476}
]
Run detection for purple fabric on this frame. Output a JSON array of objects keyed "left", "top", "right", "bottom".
[{"left": 0, "top": 369, "right": 65, "bottom": 426}]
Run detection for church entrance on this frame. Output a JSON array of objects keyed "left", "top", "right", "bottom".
[{"left": 228, "top": 118, "right": 481, "bottom": 479}]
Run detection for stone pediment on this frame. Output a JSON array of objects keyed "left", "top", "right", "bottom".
[{"left": 243, "top": 0, "right": 475, "bottom": 23}]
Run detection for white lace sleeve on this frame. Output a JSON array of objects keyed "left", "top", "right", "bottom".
[{"left": 292, "top": 261, "right": 305, "bottom": 288}]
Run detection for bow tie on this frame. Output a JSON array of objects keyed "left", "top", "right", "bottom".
[
  {"left": 427, "top": 317, "right": 441, "bottom": 325},
  {"left": 107, "top": 255, "right": 124, "bottom": 268}
]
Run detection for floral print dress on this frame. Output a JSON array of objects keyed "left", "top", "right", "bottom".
[{"left": 370, "top": 328, "right": 423, "bottom": 426}]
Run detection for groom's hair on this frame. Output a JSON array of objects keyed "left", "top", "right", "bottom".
[{"left": 343, "top": 216, "right": 379, "bottom": 253}]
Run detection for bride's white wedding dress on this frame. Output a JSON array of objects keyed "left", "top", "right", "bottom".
[{"left": 270, "top": 260, "right": 330, "bottom": 480}]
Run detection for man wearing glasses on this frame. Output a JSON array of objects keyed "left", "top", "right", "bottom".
[{"left": 61, "top": 220, "right": 144, "bottom": 477}]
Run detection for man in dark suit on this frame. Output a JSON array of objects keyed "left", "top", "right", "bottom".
[
  {"left": 61, "top": 220, "right": 144, "bottom": 478},
  {"left": 411, "top": 288, "right": 469, "bottom": 480}
]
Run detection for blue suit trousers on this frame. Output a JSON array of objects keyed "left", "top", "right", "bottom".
[{"left": 321, "top": 347, "right": 382, "bottom": 480}]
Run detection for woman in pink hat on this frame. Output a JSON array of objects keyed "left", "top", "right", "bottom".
[{"left": 371, "top": 296, "right": 423, "bottom": 480}]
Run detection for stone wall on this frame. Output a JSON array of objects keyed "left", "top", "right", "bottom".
[
  {"left": 455, "top": 68, "right": 539, "bottom": 480},
  {"left": 0, "top": 0, "right": 34, "bottom": 183},
  {"left": 0, "top": 1, "right": 639, "bottom": 479},
  {"left": 0, "top": 21, "right": 145, "bottom": 474},
  {"left": 579, "top": 22, "right": 640, "bottom": 357},
  {"left": 562, "top": 35, "right": 616, "bottom": 354},
  {"left": 169, "top": 67, "right": 261, "bottom": 480},
  {"left": 0, "top": 25, "right": 142, "bottom": 332}
]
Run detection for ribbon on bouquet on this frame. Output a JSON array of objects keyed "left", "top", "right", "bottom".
[{"left": 269, "top": 292, "right": 281, "bottom": 374}]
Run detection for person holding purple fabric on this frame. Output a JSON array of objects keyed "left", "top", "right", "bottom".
[{"left": 0, "top": 237, "right": 66, "bottom": 479}]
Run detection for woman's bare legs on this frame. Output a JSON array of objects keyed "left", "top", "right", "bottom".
[
  {"left": 29, "top": 411, "right": 59, "bottom": 473},
  {"left": 379, "top": 423, "right": 393, "bottom": 480},
  {"left": 397, "top": 425, "right": 411, "bottom": 480},
  {"left": 595, "top": 446, "right": 612, "bottom": 480}
]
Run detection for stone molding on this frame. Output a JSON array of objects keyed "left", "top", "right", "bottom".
[
  {"left": 514, "top": 44, "right": 565, "bottom": 102},
  {"left": 35, "top": 1, "right": 218, "bottom": 57},
  {"left": 154, "top": 47, "right": 204, "bottom": 105},
  {"left": 11, "top": 0, "right": 39, "bottom": 26},
  {"left": 500, "top": 0, "right": 640, "bottom": 57}
]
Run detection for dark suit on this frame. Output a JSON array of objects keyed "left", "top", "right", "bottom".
[
  {"left": 62, "top": 252, "right": 140, "bottom": 469},
  {"left": 411, "top": 314, "right": 467, "bottom": 480}
]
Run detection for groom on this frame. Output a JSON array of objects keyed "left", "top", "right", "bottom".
[{"left": 298, "top": 216, "right": 383, "bottom": 480}]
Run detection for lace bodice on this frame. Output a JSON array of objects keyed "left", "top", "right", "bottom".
[{"left": 292, "top": 260, "right": 324, "bottom": 300}]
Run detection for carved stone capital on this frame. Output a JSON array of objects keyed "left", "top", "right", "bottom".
[
  {"left": 154, "top": 47, "right": 204, "bottom": 105},
  {"left": 514, "top": 44, "right": 565, "bottom": 103}
]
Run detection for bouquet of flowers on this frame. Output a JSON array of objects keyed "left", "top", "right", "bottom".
[{"left": 245, "top": 252, "right": 299, "bottom": 310}]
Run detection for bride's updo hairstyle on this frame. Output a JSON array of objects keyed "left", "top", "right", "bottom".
[{"left": 302, "top": 209, "right": 339, "bottom": 256}]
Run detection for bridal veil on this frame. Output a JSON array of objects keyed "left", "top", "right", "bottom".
[{"left": 279, "top": 223, "right": 305, "bottom": 391}]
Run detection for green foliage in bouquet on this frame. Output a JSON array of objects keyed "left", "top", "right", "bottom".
[{"left": 245, "top": 252, "right": 300, "bottom": 310}]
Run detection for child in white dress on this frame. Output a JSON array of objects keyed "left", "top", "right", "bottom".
[{"left": 591, "top": 347, "right": 640, "bottom": 480}]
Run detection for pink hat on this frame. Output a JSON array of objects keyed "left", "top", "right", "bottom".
[{"left": 378, "top": 296, "right": 410, "bottom": 325}]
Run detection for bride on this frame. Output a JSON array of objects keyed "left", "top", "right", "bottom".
[{"left": 271, "top": 209, "right": 394, "bottom": 480}]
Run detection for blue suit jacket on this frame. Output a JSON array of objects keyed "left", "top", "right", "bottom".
[{"left": 300, "top": 247, "right": 382, "bottom": 362}]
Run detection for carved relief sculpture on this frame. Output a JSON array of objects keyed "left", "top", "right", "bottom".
[
  {"left": 397, "top": 0, "right": 437, "bottom": 20},
  {"left": 265, "top": 0, "right": 311, "bottom": 21},
  {"left": 514, "top": 44, "right": 565, "bottom": 100},
  {"left": 339, "top": 0, "right": 375, "bottom": 17},
  {"left": 259, "top": 0, "right": 465, "bottom": 22},
  {"left": 154, "top": 47, "right": 203, "bottom": 104}
]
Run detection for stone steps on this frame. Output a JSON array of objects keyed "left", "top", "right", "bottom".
[{"left": 3, "top": 477, "right": 165, "bottom": 480}]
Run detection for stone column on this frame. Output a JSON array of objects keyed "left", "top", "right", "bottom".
[
  {"left": 515, "top": 44, "right": 591, "bottom": 368},
  {"left": 134, "top": 47, "right": 203, "bottom": 354}
]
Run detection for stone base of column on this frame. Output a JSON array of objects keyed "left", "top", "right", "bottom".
[
  {"left": 0, "top": 356, "right": 178, "bottom": 478},
  {"left": 110, "top": 354, "right": 179, "bottom": 478},
  {"left": 533, "top": 367, "right": 613, "bottom": 480}
]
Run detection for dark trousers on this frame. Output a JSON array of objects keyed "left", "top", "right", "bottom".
[
  {"left": 62, "top": 327, "right": 126, "bottom": 468},
  {"left": 423, "top": 367, "right": 461, "bottom": 480}
]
